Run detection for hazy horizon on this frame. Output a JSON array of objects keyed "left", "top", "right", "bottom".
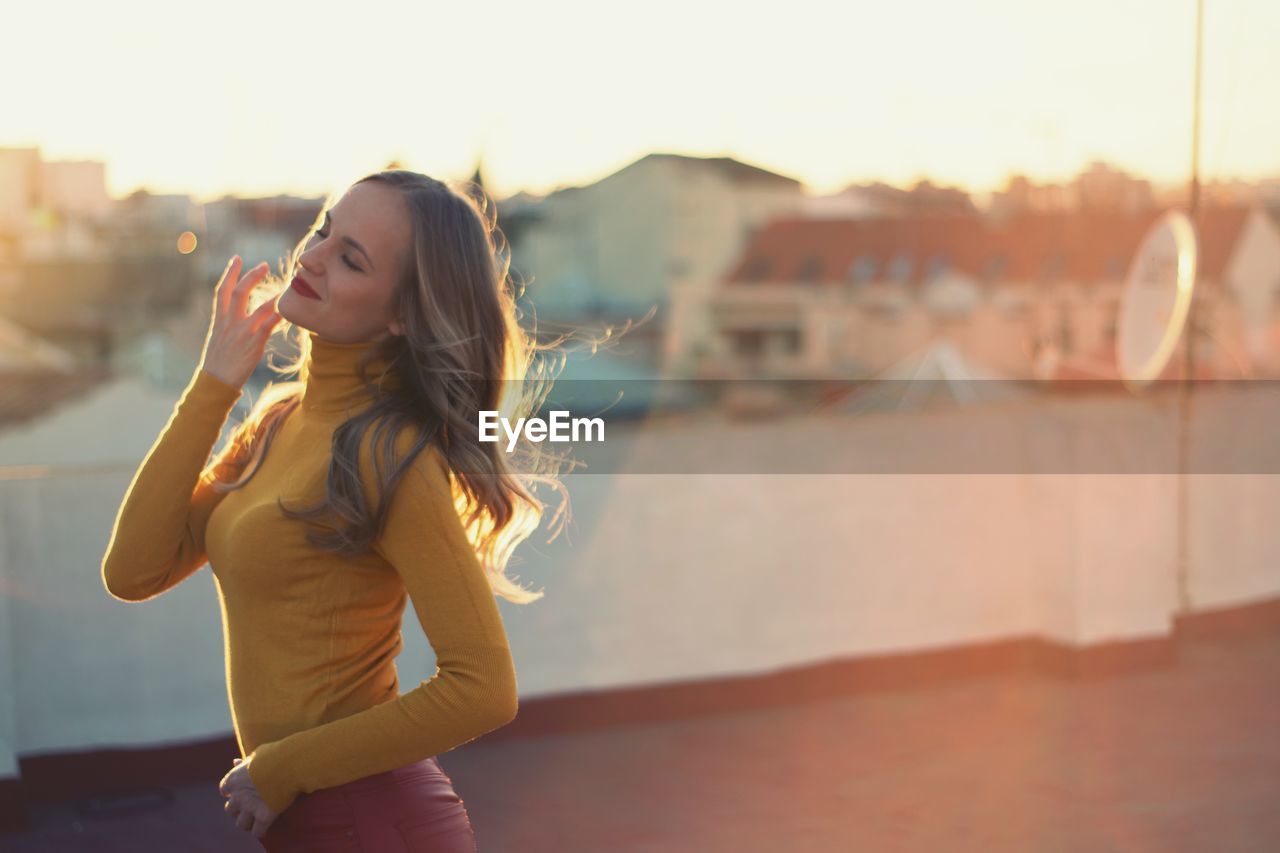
[{"left": 5, "top": 0, "right": 1277, "bottom": 203}]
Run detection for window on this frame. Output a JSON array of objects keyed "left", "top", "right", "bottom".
[
  {"left": 795, "top": 253, "right": 824, "bottom": 282},
  {"left": 776, "top": 328, "right": 801, "bottom": 354},
  {"left": 886, "top": 253, "right": 914, "bottom": 283},
  {"left": 925, "top": 252, "right": 951, "bottom": 281},
  {"left": 983, "top": 254, "right": 1008, "bottom": 282},
  {"left": 1042, "top": 251, "right": 1068, "bottom": 281},
  {"left": 731, "top": 328, "right": 766, "bottom": 356},
  {"left": 846, "top": 254, "right": 878, "bottom": 284}
]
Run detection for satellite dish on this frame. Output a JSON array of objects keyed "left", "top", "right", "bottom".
[{"left": 1117, "top": 209, "right": 1198, "bottom": 389}]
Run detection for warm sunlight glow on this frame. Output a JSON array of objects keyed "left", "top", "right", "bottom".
[
  {"left": 176, "top": 231, "right": 197, "bottom": 254},
  {"left": 0, "top": 0, "right": 1275, "bottom": 201}
]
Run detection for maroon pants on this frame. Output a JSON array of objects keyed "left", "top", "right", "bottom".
[{"left": 258, "top": 756, "right": 477, "bottom": 852}]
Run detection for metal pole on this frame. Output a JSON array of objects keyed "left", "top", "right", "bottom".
[{"left": 1176, "top": 0, "right": 1204, "bottom": 617}]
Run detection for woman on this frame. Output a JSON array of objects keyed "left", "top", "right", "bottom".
[{"left": 101, "top": 169, "right": 565, "bottom": 851}]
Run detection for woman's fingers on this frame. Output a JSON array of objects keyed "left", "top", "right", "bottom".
[
  {"left": 215, "top": 256, "right": 242, "bottom": 318},
  {"left": 214, "top": 255, "right": 270, "bottom": 320},
  {"left": 250, "top": 809, "right": 274, "bottom": 839},
  {"left": 223, "top": 789, "right": 274, "bottom": 838},
  {"left": 229, "top": 261, "right": 272, "bottom": 319},
  {"left": 202, "top": 257, "right": 281, "bottom": 389},
  {"left": 248, "top": 293, "right": 283, "bottom": 335}
]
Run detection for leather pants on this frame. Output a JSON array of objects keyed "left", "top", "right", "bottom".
[{"left": 258, "top": 756, "right": 477, "bottom": 852}]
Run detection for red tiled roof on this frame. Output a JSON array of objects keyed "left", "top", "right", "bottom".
[{"left": 726, "top": 206, "right": 1254, "bottom": 288}]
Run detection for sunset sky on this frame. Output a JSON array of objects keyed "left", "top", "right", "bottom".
[{"left": 5, "top": 0, "right": 1277, "bottom": 202}]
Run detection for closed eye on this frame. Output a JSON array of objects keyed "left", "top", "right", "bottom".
[{"left": 314, "top": 228, "right": 362, "bottom": 272}]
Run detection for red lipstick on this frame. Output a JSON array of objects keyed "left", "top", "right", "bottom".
[{"left": 291, "top": 274, "right": 321, "bottom": 300}]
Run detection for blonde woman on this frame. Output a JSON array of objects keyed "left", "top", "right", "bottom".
[{"left": 102, "top": 170, "right": 560, "bottom": 851}]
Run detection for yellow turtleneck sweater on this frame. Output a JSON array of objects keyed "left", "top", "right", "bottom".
[{"left": 100, "top": 331, "right": 519, "bottom": 815}]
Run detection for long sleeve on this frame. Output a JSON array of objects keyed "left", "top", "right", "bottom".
[
  {"left": 244, "top": 439, "right": 519, "bottom": 816},
  {"left": 100, "top": 365, "right": 245, "bottom": 602}
]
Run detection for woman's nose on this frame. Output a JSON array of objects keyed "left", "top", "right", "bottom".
[{"left": 297, "top": 252, "right": 320, "bottom": 275}]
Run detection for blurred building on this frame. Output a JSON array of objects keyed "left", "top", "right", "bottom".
[
  {"left": 691, "top": 204, "right": 1280, "bottom": 380},
  {"left": 0, "top": 180, "right": 326, "bottom": 372},
  {"left": 0, "top": 147, "right": 118, "bottom": 265},
  {"left": 0, "top": 147, "right": 114, "bottom": 224},
  {"left": 200, "top": 193, "right": 323, "bottom": 284},
  {"left": 799, "top": 190, "right": 885, "bottom": 220},
  {"left": 40, "top": 159, "right": 114, "bottom": 220},
  {"left": 1, "top": 249, "right": 200, "bottom": 364},
  {"left": 1072, "top": 160, "right": 1155, "bottom": 213},
  {"left": 509, "top": 153, "right": 805, "bottom": 366},
  {"left": 0, "top": 148, "right": 42, "bottom": 234},
  {"left": 838, "top": 179, "right": 977, "bottom": 217},
  {"left": 112, "top": 188, "right": 201, "bottom": 233},
  {"left": 989, "top": 174, "right": 1075, "bottom": 216},
  {"left": 990, "top": 161, "right": 1155, "bottom": 219}
]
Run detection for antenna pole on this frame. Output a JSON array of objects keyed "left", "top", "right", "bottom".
[{"left": 1176, "top": 0, "right": 1204, "bottom": 617}]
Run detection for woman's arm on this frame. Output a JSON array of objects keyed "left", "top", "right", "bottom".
[
  {"left": 100, "top": 365, "right": 245, "bottom": 602},
  {"left": 244, "top": 439, "right": 519, "bottom": 816}
]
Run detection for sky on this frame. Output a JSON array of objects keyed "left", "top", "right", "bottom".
[{"left": 3, "top": 0, "right": 1276, "bottom": 203}]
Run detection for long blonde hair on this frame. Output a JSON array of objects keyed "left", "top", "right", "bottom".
[{"left": 198, "top": 169, "right": 572, "bottom": 604}]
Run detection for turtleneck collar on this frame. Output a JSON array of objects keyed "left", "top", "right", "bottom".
[{"left": 299, "top": 330, "right": 402, "bottom": 416}]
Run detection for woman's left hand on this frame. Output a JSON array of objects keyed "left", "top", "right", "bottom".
[{"left": 220, "top": 757, "right": 280, "bottom": 839}]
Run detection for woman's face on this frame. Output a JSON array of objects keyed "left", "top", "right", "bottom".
[{"left": 279, "top": 180, "right": 413, "bottom": 344}]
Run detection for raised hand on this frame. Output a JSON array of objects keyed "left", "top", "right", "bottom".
[{"left": 199, "top": 255, "right": 283, "bottom": 389}]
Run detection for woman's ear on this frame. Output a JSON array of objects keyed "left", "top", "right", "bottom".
[{"left": 389, "top": 318, "right": 405, "bottom": 336}]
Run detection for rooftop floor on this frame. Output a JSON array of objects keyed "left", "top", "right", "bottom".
[{"left": 3, "top": 625, "right": 1278, "bottom": 852}]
